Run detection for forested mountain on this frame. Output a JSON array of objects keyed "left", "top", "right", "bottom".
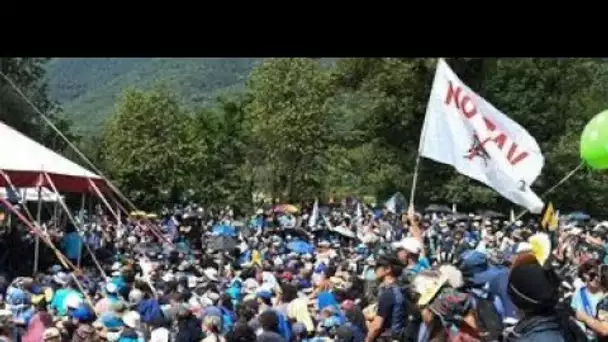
[{"left": 45, "top": 58, "right": 261, "bottom": 132}]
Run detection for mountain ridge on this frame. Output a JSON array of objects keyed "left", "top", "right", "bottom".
[{"left": 45, "top": 58, "right": 261, "bottom": 133}]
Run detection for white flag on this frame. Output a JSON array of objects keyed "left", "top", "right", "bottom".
[
  {"left": 308, "top": 199, "right": 319, "bottom": 228},
  {"left": 385, "top": 195, "right": 396, "bottom": 214},
  {"left": 323, "top": 215, "right": 333, "bottom": 230},
  {"left": 419, "top": 59, "right": 544, "bottom": 213},
  {"left": 356, "top": 202, "right": 362, "bottom": 221},
  {"left": 384, "top": 193, "right": 405, "bottom": 214}
]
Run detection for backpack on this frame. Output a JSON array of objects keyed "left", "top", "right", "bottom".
[
  {"left": 472, "top": 294, "right": 504, "bottom": 342},
  {"left": 395, "top": 280, "right": 422, "bottom": 342},
  {"left": 220, "top": 307, "right": 235, "bottom": 334}
]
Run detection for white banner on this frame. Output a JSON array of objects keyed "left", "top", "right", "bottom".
[
  {"left": 308, "top": 199, "right": 319, "bottom": 228},
  {"left": 419, "top": 59, "right": 544, "bottom": 213}
]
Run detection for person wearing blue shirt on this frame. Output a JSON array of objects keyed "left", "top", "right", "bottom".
[
  {"left": 60, "top": 224, "right": 83, "bottom": 264},
  {"left": 393, "top": 237, "right": 429, "bottom": 277},
  {"left": 571, "top": 259, "right": 605, "bottom": 340}
]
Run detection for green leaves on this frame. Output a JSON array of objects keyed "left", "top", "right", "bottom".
[
  {"left": 87, "top": 58, "right": 608, "bottom": 214},
  {"left": 245, "top": 58, "right": 337, "bottom": 202},
  {"left": 101, "top": 87, "right": 191, "bottom": 207}
]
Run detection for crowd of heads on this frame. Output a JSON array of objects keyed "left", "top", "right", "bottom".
[{"left": 0, "top": 201, "right": 606, "bottom": 341}]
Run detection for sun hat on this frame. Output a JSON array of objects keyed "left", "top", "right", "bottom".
[
  {"left": 65, "top": 293, "right": 84, "bottom": 310},
  {"left": 413, "top": 265, "right": 463, "bottom": 306},
  {"left": 43, "top": 327, "right": 61, "bottom": 340},
  {"left": 52, "top": 272, "right": 69, "bottom": 286},
  {"left": 105, "top": 282, "right": 118, "bottom": 294},
  {"left": 392, "top": 237, "right": 422, "bottom": 255},
  {"left": 128, "top": 289, "right": 144, "bottom": 306},
  {"left": 122, "top": 311, "right": 141, "bottom": 329}
]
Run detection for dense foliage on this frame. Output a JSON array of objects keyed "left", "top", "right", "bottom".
[
  {"left": 6, "top": 57, "right": 608, "bottom": 215},
  {"left": 95, "top": 58, "right": 608, "bottom": 215},
  {"left": 0, "top": 58, "right": 77, "bottom": 152}
]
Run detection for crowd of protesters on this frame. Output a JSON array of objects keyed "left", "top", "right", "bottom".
[{"left": 0, "top": 200, "right": 606, "bottom": 342}]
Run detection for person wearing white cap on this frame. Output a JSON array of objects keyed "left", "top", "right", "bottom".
[
  {"left": 392, "top": 237, "right": 429, "bottom": 277},
  {"left": 393, "top": 209, "right": 430, "bottom": 277},
  {"left": 95, "top": 282, "right": 121, "bottom": 315},
  {"left": 49, "top": 277, "right": 83, "bottom": 317},
  {"left": 105, "top": 311, "right": 144, "bottom": 342}
]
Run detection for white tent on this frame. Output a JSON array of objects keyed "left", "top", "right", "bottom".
[
  {"left": 0, "top": 121, "right": 104, "bottom": 192},
  {"left": 0, "top": 187, "right": 62, "bottom": 203}
]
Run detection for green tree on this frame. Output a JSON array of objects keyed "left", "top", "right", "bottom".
[
  {"left": 187, "top": 94, "right": 252, "bottom": 208},
  {"left": 0, "top": 58, "right": 79, "bottom": 152},
  {"left": 327, "top": 58, "right": 608, "bottom": 212},
  {"left": 100, "top": 87, "right": 191, "bottom": 208},
  {"left": 245, "top": 58, "right": 337, "bottom": 202},
  {"left": 328, "top": 58, "right": 437, "bottom": 202}
]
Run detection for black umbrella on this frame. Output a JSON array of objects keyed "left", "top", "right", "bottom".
[
  {"left": 281, "top": 227, "right": 312, "bottom": 241},
  {"left": 133, "top": 242, "right": 163, "bottom": 256},
  {"left": 481, "top": 210, "right": 506, "bottom": 219},
  {"left": 451, "top": 213, "right": 470, "bottom": 221},
  {"left": 319, "top": 205, "right": 331, "bottom": 216},
  {"left": 424, "top": 204, "right": 452, "bottom": 213},
  {"left": 209, "top": 235, "right": 237, "bottom": 252}
]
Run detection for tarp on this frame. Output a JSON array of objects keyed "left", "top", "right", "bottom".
[
  {"left": 0, "top": 187, "right": 62, "bottom": 202},
  {"left": 0, "top": 121, "right": 103, "bottom": 192}
]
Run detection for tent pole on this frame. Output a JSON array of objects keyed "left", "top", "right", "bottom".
[
  {"left": 116, "top": 201, "right": 121, "bottom": 227},
  {"left": 53, "top": 198, "right": 58, "bottom": 229},
  {"left": 33, "top": 185, "right": 42, "bottom": 275},
  {"left": 0, "top": 171, "right": 38, "bottom": 229},
  {"left": 88, "top": 179, "right": 170, "bottom": 245},
  {"left": 0, "top": 194, "right": 98, "bottom": 314},
  {"left": 77, "top": 193, "right": 85, "bottom": 268},
  {"left": 43, "top": 172, "right": 107, "bottom": 279}
]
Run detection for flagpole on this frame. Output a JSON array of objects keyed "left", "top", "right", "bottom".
[
  {"left": 511, "top": 161, "right": 585, "bottom": 222},
  {"left": 408, "top": 60, "right": 437, "bottom": 210},
  {"left": 408, "top": 154, "right": 423, "bottom": 209},
  {"left": 33, "top": 185, "right": 42, "bottom": 275},
  {"left": 409, "top": 114, "right": 432, "bottom": 211}
]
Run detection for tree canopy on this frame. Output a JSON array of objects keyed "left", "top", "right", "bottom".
[{"left": 5, "top": 57, "right": 608, "bottom": 215}]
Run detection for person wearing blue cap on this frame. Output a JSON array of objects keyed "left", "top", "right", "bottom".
[
  {"left": 70, "top": 304, "right": 98, "bottom": 342},
  {"left": 459, "top": 250, "right": 506, "bottom": 340},
  {"left": 95, "top": 282, "right": 121, "bottom": 315},
  {"left": 50, "top": 277, "right": 83, "bottom": 317}
]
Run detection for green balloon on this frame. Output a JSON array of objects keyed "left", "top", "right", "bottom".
[{"left": 581, "top": 110, "right": 608, "bottom": 169}]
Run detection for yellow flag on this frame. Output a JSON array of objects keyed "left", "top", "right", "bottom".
[{"left": 540, "top": 202, "right": 558, "bottom": 231}]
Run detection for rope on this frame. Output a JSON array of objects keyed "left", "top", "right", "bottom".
[
  {"left": 0, "top": 196, "right": 97, "bottom": 312},
  {"left": 0, "top": 69, "right": 171, "bottom": 245},
  {"left": 511, "top": 161, "right": 585, "bottom": 222},
  {"left": 44, "top": 172, "right": 108, "bottom": 279}
]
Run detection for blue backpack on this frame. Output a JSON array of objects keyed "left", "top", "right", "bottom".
[{"left": 221, "top": 307, "right": 236, "bottom": 334}]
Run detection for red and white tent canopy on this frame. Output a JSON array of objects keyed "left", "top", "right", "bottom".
[{"left": 0, "top": 121, "right": 105, "bottom": 193}]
